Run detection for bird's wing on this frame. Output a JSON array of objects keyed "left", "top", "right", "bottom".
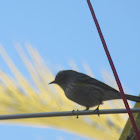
[
  {"left": 70, "top": 73, "right": 121, "bottom": 102},
  {"left": 74, "top": 73, "right": 119, "bottom": 94}
]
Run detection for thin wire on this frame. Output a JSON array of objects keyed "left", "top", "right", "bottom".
[
  {"left": 86, "top": 0, "right": 140, "bottom": 139},
  {"left": 0, "top": 108, "right": 140, "bottom": 120}
]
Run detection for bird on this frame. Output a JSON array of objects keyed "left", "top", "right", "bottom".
[{"left": 49, "top": 70, "right": 140, "bottom": 111}]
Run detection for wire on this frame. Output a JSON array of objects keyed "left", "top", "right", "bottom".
[
  {"left": 0, "top": 108, "right": 140, "bottom": 120},
  {"left": 86, "top": 0, "right": 140, "bottom": 139}
]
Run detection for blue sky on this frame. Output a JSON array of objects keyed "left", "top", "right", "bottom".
[
  {"left": 0, "top": 124, "right": 90, "bottom": 140},
  {"left": 0, "top": 0, "right": 140, "bottom": 139}
]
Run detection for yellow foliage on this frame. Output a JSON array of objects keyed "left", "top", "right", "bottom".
[{"left": 0, "top": 44, "right": 129, "bottom": 139}]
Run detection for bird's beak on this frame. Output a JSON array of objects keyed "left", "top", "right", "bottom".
[{"left": 49, "top": 80, "right": 56, "bottom": 84}]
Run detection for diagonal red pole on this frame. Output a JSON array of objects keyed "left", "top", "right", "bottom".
[{"left": 86, "top": 0, "right": 140, "bottom": 139}]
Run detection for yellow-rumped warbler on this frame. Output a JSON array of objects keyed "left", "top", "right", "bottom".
[{"left": 49, "top": 70, "right": 140, "bottom": 110}]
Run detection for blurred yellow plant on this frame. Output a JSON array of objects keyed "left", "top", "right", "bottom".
[{"left": 0, "top": 44, "right": 130, "bottom": 139}]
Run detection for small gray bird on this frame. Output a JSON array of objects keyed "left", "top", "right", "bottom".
[{"left": 49, "top": 70, "right": 140, "bottom": 111}]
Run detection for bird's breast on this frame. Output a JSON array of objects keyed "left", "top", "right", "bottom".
[{"left": 64, "top": 84, "right": 100, "bottom": 107}]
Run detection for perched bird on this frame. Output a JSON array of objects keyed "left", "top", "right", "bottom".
[{"left": 49, "top": 70, "right": 140, "bottom": 111}]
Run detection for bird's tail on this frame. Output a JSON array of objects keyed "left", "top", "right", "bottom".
[{"left": 126, "top": 94, "right": 140, "bottom": 102}]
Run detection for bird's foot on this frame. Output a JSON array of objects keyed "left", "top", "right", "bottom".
[
  {"left": 94, "top": 106, "right": 100, "bottom": 116},
  {"left": 72, "top": 109, "right": 79, "bottom": 119}
]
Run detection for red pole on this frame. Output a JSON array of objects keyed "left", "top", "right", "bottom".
[{"left": 86, "top": 0, "right": 140, "bottom": 139}]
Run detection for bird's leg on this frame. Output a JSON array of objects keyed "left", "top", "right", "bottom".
[
  {"left": 84, "top": 106, "right": 89, "bottom": 111},
  {"left": 76, "top": 110, "right": 79, "bottom": 119},
  {"left": 94, "top": 98, "right": 102, "bottom": 116},
  {"left": 72, "top": 109, "right": 79, "bottom": 119},
  {"left": 94, "top": 105, "right": 100, "bottom": 116}
]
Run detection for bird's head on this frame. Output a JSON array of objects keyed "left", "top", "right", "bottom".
[{"left": 49, "top": 70, "right": 76, "bottom": 90}]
